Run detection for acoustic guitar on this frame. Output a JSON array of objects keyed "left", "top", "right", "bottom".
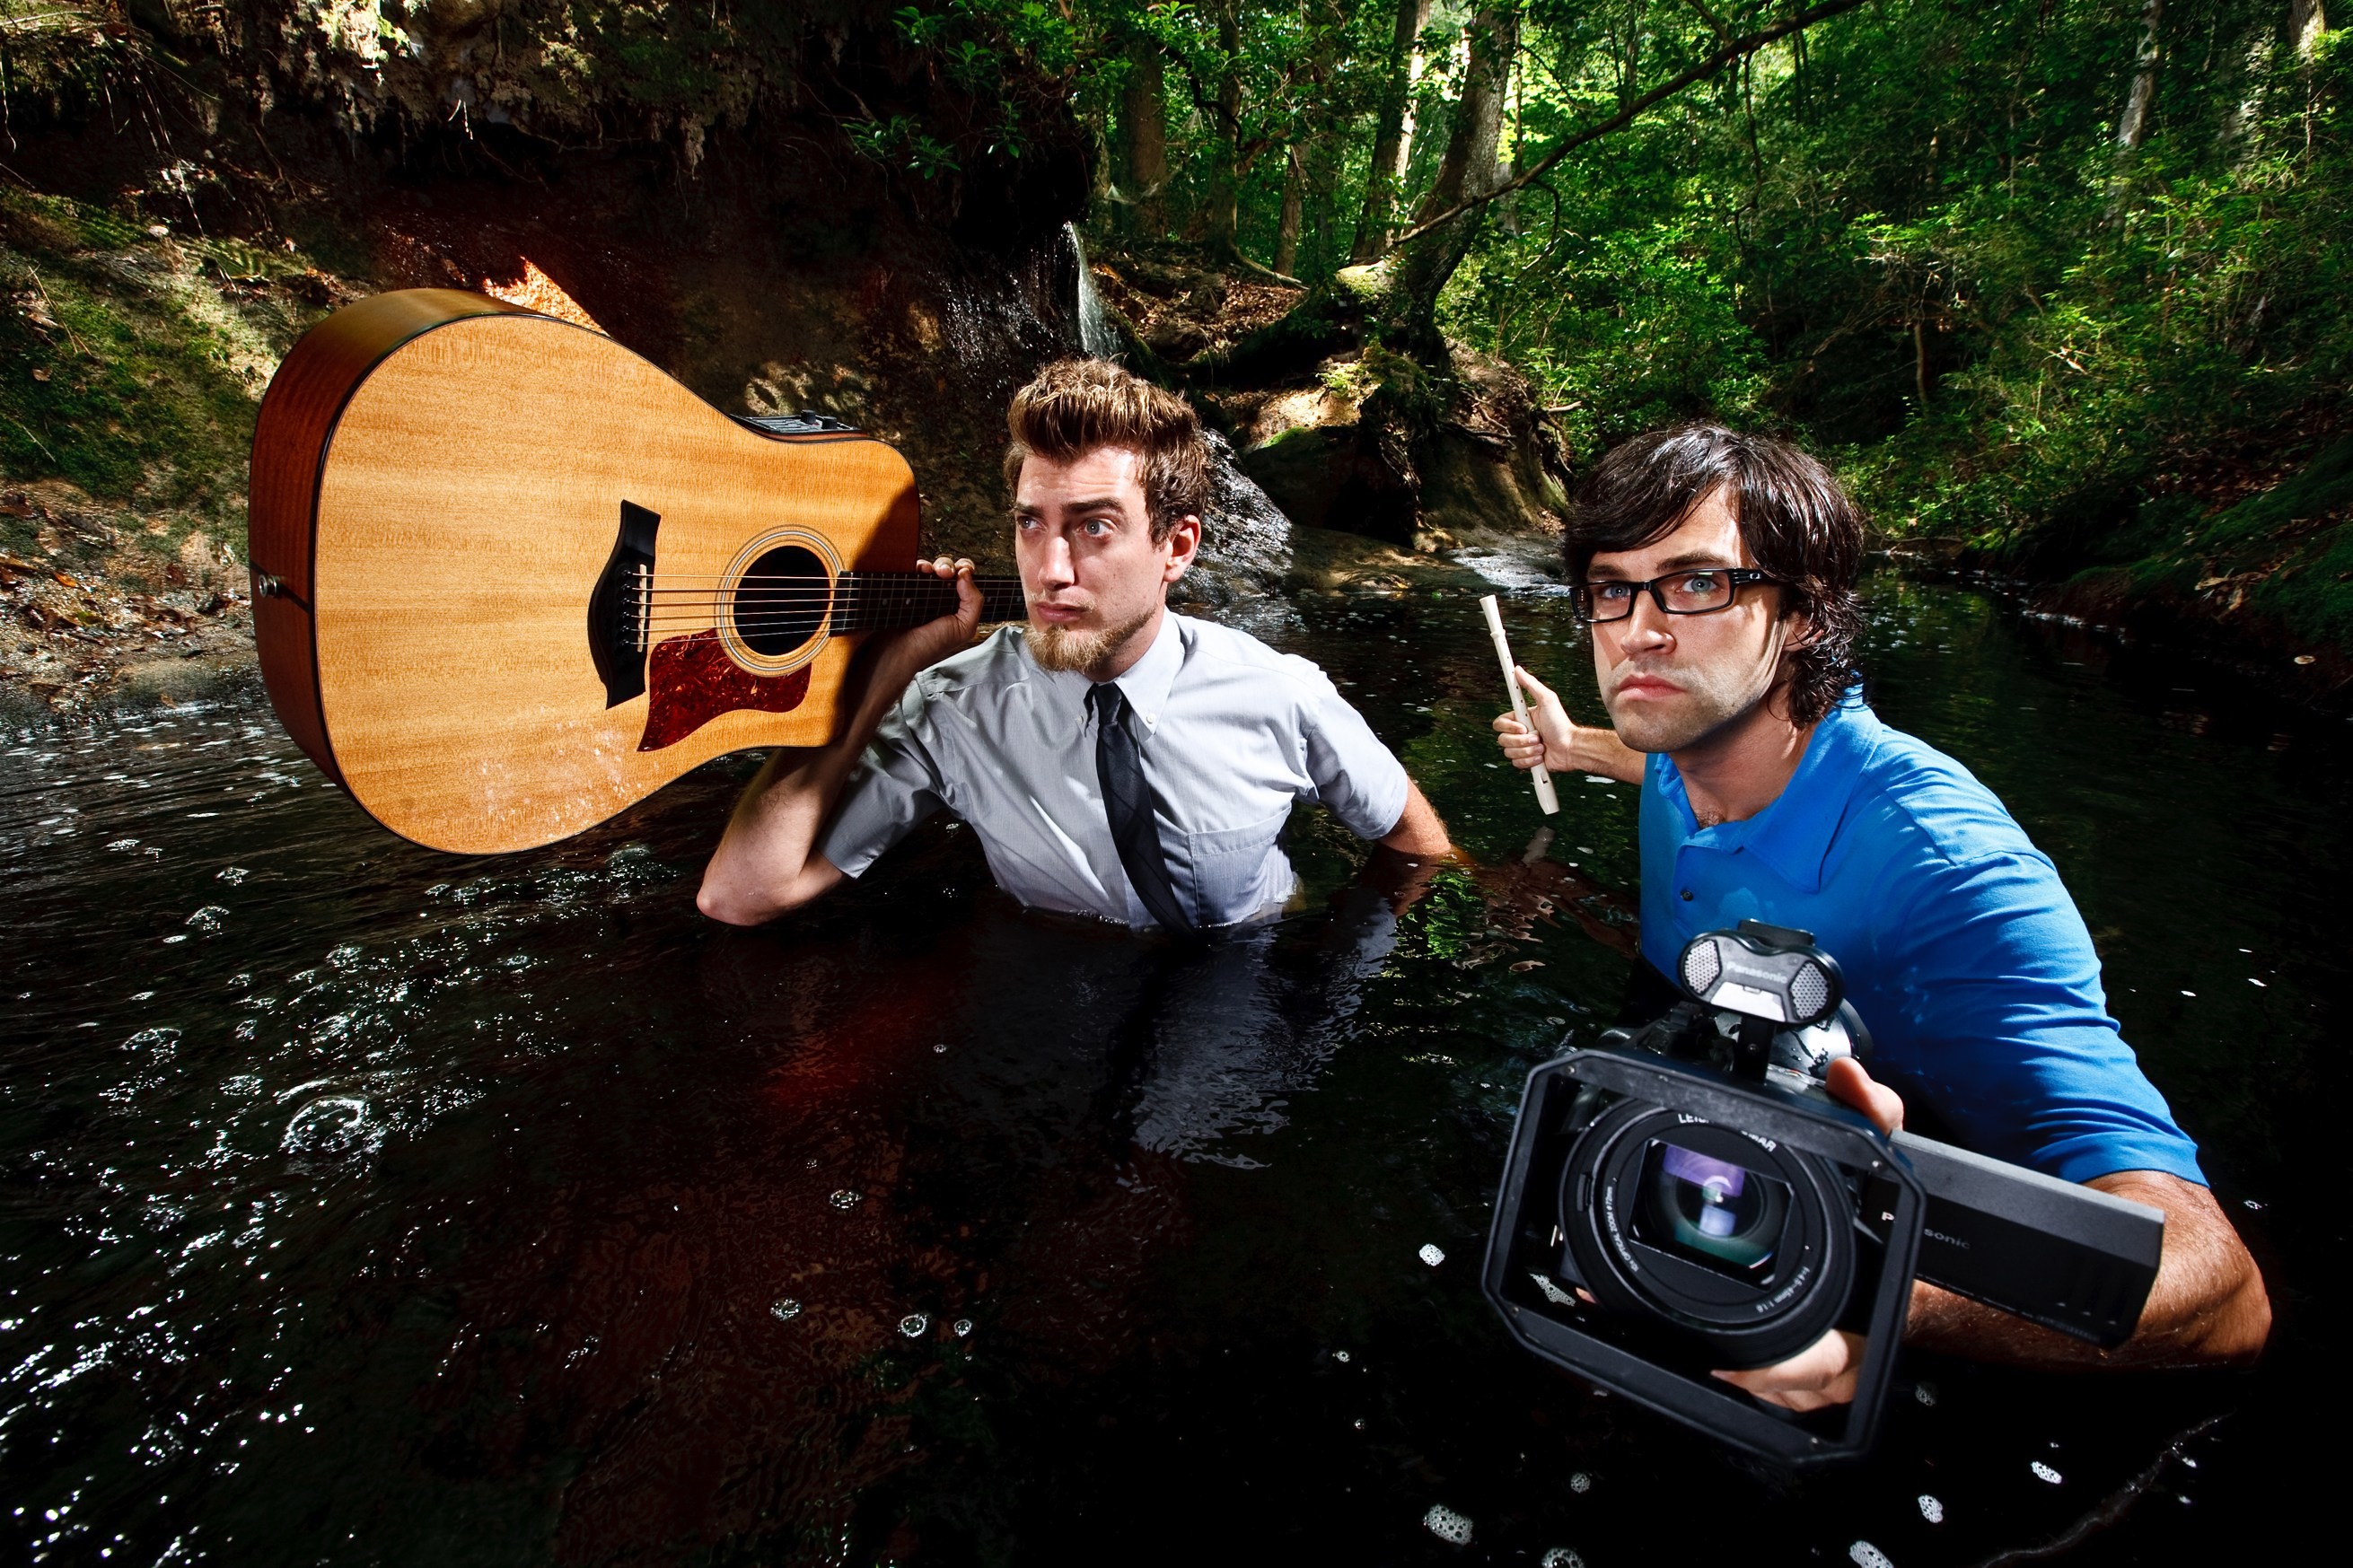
[{"left": 248, "top": 289, "right": 1025, "bottom": 854}]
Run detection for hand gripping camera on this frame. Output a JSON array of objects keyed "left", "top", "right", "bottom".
[{"left": 1480, "top": 921, "right": 2165, "bottom": 1464}]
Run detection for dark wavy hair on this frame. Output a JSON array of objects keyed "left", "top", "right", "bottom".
[{"left": 1565, "top": 424, "right": 1865, "bottom": 727}]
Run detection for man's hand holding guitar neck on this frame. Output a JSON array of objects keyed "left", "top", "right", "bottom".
[{"left": 698, "top": 557, "right": 980, "bottom": 924}]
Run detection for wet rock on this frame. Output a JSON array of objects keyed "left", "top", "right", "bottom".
[
  {"left": 1230, "top": 342, "right": 1568, "bottom": 549},
  {"left": 1173, "top": 429, "right": 1293, "bottom": 612}
]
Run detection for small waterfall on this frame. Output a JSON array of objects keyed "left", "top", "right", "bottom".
[
  {"left": 1057, "top": 225, "right": 1292, "bottom": 616},
  {"left": 1065, "top": 223, "right": 1121, "bottom": 360}
]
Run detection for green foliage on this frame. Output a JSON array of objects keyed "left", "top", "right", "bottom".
[
  {"left": 0, "top": 188, "right": 328, "bottom": 538},
  {"left": 1840, "top": 34, "right": 2353, "bottom": 551}
]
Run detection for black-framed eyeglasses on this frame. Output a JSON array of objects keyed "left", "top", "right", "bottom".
[{"left": 1572, "top": 568, "right": 1780, "bottom": 624}]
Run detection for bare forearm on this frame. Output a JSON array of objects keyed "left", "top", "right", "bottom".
[
  {"left": 1905, "top": 1172, "right": 2270, "bottom": 1369},
  {"left": 1563, "top": 725, "right": 1646, "bottom": 784},
  {"left": 1378, "top": 778, "right": 1453, "bottom": 857},
  {"left": 697, "top": 644, "right": 926, "bottom": 924}
]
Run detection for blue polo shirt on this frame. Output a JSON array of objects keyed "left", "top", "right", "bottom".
[{"left": 1638, "top": 695, "right": 2205, "bottom": 1186}]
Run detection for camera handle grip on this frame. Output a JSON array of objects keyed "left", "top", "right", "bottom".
[{"left": 1893, "top": 1131, "right": 2164, "bottom": 1348}]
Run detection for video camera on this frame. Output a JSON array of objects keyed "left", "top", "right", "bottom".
[{"left": 1480, "top": 921, "right": 2164, "bottom": 1465}]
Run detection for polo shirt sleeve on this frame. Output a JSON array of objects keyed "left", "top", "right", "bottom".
[
  {"left": 815, "top": 681, "right": 949, "bottom": 879},
  {"left": 1290, "top": 660, "right": 1411, "bottom": 841},
  {"left": 1876, "top": 849, "right": 2207, "bottom": 1187}
]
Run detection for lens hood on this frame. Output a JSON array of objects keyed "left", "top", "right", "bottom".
[{"left": 1482, "top": 1047, "right": 1926, "bottom": 1466}]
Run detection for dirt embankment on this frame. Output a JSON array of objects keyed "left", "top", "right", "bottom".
[
  {"left": 1890, "top": 424, "right": 2353, "bottom": 707},
  {"left": 1087, "top": 242, "right": 1573, "bottom": 556},
  {"left": 0, "top": 486, "right": 253, "bottom": 720},
  {"left": 1, "top": 2, "right": 1095, "bottom": 717}
]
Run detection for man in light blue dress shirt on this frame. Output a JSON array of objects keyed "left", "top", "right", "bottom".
[
  {"left": 698, "top": 359, "right": 1451, "bottom": 931},
  {"left": 1493, "top": 424, "right": 2269, "bottom": 1408}
]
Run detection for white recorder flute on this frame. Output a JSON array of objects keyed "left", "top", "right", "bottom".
[{"left": 1479, "top": 594, "right": 1559, "bottom": 816}]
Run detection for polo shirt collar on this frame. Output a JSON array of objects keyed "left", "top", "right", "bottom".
[{"left": 1661, "top": 693, "right": 1881, "bottom": 893}]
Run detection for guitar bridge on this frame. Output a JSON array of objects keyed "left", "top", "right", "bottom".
[{"left": 588, "top": 500, "right": 661, "bottom": 707}]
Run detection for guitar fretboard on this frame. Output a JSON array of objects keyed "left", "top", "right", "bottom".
[{"left": 829, "top": 573, "right": 1029, "bottom": 634}]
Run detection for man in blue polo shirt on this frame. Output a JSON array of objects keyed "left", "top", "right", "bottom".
[{"left": 1493, "top": 424, "right": 2269, "bottom": 1409}]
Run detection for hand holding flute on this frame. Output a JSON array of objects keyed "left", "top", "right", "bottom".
[{"left": 1479, "top": 595, "right": 1558, "bottom": 815}]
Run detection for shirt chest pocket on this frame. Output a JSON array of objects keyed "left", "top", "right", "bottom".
[{"left": 1176, "top": 807, "right": 1291, "bottom": 925}]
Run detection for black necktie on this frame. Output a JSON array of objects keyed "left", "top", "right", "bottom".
[{"left": 1087, "top": 682, "right": 1193, "bottom": 933}]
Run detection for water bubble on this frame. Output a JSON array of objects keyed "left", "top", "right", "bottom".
[
  {"left": 282, "top": 1095, "right": 380, "bottom": 1158},
  {"left": 232, "top": 1020, "right": 257, "bottom": 1041},
  {"left": 1918, "top": 1495, "right": 1944, "bottom": 1523},
  {"left": 1541, "top": 1552, "right": 1584, "bottom": 1568},
  {"left": 1334, "top": 1350, "right": 1350, "bottom": 1363},
  {"left": 162, "top": 934, "right": 188, "bottom": 944},
  {"left": 1914, "top": 1380, "right": 1938, "bottom": 1406},
  {"left": 1422, "top": 1504, "right": 1472, "bottom": 1546},
  {"left": 1418, "top": 1243, "right": 1445, "bottom": 1267},
  {"left": 327, "top": 944, "right": 362, "bottom": 969},
  {"left": 184, "top": 906, "right": 227, "bottom": 933},
  {"left": 2031, "top": 1461, "right": 2062, "bottom": 1485},
  {"left": 129, "top": 990, "right": 154, "bottom": 1002},
  {"left": 1568, "top": 1472, "right": 1592, "bottom": 1494},
  {"left": 105, "top": 839, "right": 139, "bottom": 853},
  {"left": 769, "top": 1300, "right": 802, "bottom": 1322},
  {"left": 830, "top": 1190, "right": 862, "bottom": 1210},
  {"left": 952, "top": 1318, "right": 972, "bottom": 1337},
  {"left": 933, "top": 1043, "right": 948, "bottom": 1054},
  {"left": 1848, "top": 1544, "right": 1893, "bottom": 1568},
  {"left": 216, "top": 866, "right": 250, "bottom": 884},
  {"left": 899, "top": 1313, "right": 929, "bottom": 1338}
]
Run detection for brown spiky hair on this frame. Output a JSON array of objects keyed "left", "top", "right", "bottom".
[{"left": 1003, "top": 359, "right": 1211, "bottom": 542}]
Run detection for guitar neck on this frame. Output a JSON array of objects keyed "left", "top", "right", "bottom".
[{"left": 831, "top": 572, "right": 1029, "bottom": 635}]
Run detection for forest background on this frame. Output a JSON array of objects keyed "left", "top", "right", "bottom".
[{"left": 2, "top": 0, "right": 2349, "bottom": 701}]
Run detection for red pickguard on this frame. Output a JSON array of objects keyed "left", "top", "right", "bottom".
[{"left": 638, "top": 630, "right": 812, "bottom": 751}]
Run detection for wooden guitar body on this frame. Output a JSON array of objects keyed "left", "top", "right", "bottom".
[{"left": 248, "top": 290, "right": 1005, "bottom": 854}]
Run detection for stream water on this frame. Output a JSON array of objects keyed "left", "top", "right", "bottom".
[{"left": 0, "top": 569, "right": 2336, "bottom": 1565}]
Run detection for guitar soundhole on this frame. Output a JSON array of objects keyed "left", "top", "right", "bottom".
[{"left": 733, "top": 546, "right": 831, "bottom": 659}]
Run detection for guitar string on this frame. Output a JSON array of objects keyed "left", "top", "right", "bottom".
[
  {"left": 625, "top": 573, "right": 1019, "bottom": 585},
  {"left": 628, "top": 614, "right": 1029, "bottom": 636},
  {"left": 628, "top": 598, "right": 1030, "bottom": 621},
  {"left": 628, "top": 618, "right": 1029, "bottom": 636}
]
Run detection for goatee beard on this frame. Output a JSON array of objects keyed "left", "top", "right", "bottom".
[{"left": 1025, "top": 608, "right": 1156, "bottom": 676}]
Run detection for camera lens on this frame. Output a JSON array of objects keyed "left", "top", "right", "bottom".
[
  {"left": 1639, "top": 1141, "right": 1791, "bottom": 1273},
  {"left": 1555, "top": 1101, "right": 1857, "bottom": 1368}
]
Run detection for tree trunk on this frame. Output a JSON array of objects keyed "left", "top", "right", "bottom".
[
  {"left": 1204, "top": 0, "right": 1244, "bottom": 259},
  {"left": 2116, "top": 0, "right": 2162, "bottom": 150},
  {"left": 1304, "top": 124, "right": 1339, "bottom": 279},
  {"left": 1351, "top": 0, "right": 1434, "bottom": 263},
  {"left": 1275, "top": 145, "right": 1306, "bottom": 277},
  {"left": 1123, "top": 32, "right": 1170, "bottom": 238},
  {"left": 2290, "top": 0, "right": 2327, "bottom": 57},
  {"left": 1387, "top": 2, "right": 1518, "bottom": 346}
]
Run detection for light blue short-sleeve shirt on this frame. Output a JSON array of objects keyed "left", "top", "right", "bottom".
[
  {"left": 820, "top": 613, "right": 1411, "bottom": 929},
  {"left": 1638, "top": 695, "right": 2205, "bottom": 1186}
]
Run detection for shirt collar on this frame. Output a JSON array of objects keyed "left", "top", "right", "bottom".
[
  {"left": 1102, "top": 610, "right": 1184, "bottom": 731},
  {"left": 1661, "top": 692, "right": 1881, "bottom": 893}
]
